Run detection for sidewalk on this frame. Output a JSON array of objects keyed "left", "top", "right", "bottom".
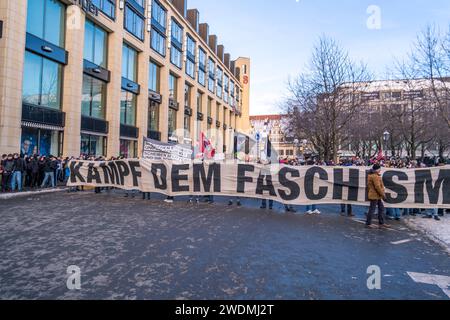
[
  {"left": 0, "top": 187, "right": 68, "bottom": 200},
  {"left": 404, "top": 214, "right": 450, "bottom": 255}
]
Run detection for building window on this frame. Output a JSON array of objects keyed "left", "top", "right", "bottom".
[
  {"left": 122, "top": 43, "right": 137, "bottom": 82},
  {"left": 223, "top": 74, "right": 229, "bottom": 104},
  {"left": 151, "top": 0, "right": 166, "bottom": 28},
  {"left": 120, "top": 90, "right": 137, "bottom": 126},
  {"left": 169, "top": 73, "right": 178, "bottom": 101},
  {"left": 150, "top": 0, "right": 166, "bottom": 56},
  {"left": 120, "top": 139, "right": 137, "bottom": 158},
  {"left": 22, "top": 51, "right": 63, "bottom": 110},
  {"left": 170, "top": 19, "right": 183, "bottom": 68},
  {"left": 186, "top": 35, "right": 196, "bottom": 79},
  {"left": 168, "top": 108, "right": 177, "bottom": 138},
  {"left": 148, "top": 102, "right": 160, "bottom": 132},
  {"left": 151, "top": 28, "right": 166, "bottom": 56},
  {"left": 207, "top": 98, "right": 212, "bottom": 117},
  {"left": 26, "top": 0, "right": 65, "bottom": 47},
  {"left": 184, "top": 114, "right": 191, "bottom": 138},
  {"left": 92, "top": 0, "right": 116, "bottom": 20},
  {"left": 124, "top": 4, "right": 145, "bottom": 41},
  {"left": 80, "top": 134, "right": 106, "bottom": 156},
  {"left": 185, "top": 83, "right": 192, "bottom": 107},
  {"left": 82, "top": 75, "right": 106, "bottom": 119},
  {"left": 84, "top": 20, "right": 108, "bottom": 68},
  {"left": 198, "top": 47, "right": 206, "bottom": 86},
  {"left": 208, "top": 58, "right": 215, "bottom": 93},
  {"left": 217, "top": 68, "right": 223, "bottom": 99},
  {"left": 21, "top": 127, "right": 62, "bottom": 157},
  {"left": 216, "top": 103, "right": 220, "bottom": 122},
  {"left": 197, "top": 91, "right": 203, "bottom": 113},
  {"left": 170, "top": 46, "right": 182, "bottom": 69},
  {"left": 149, "top": 61, "right": 160, "bottom": 92}
]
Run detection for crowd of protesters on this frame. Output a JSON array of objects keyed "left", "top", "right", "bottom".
[{"left": 1, "top": 152, "right": 449, "bottom": 229}]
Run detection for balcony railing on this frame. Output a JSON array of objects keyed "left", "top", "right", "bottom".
[
  {"left": 120, "top": 124, "right": 139, "bottom": 139},
  {"left": 207, "top": 117, "right": 213, "bottom": 125},
  {"left": 197, "top": 112, "right": 204, "bottom": 121},
  {"left": 216, "top": 121, "right": 221, "bottom": 128},
  {"left": 81, "top": 115, "right": 108, "bottom": 134},
  {"left": 22, "top": 103, "right": 65, "bottom": 127}
]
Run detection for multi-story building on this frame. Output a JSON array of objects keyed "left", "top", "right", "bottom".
[{"left": 0, "top": 0, "right": 251, "bottom": 158}]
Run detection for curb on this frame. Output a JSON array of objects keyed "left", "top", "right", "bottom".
[{"left": 0, "top": 188, "right": 68, "bottom": 200}]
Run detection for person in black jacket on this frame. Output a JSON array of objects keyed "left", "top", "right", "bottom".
[
  {"left": 28, "top": 156, "right": 40, "bottom": 189},
  {"left": 41, "top": 156, "right": 57, "bottom": 188},
  {"left": 2, "top": 154, "right": 14, "bottom": 192},
  {"left": 11, "top": 153, "right": 25, "bottom": 192}
]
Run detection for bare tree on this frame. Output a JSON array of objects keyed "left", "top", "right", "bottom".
[{"left": 284, "top": 36, "right": 372, "bottom": 162}]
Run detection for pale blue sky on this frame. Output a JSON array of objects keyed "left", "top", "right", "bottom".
[{"left": 187, "top": 0, "right": 450, "bottom": 115}]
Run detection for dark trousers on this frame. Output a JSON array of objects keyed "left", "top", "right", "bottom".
[
  {"left": 341, "top": 204, "right": 353, "bottom": 216},
  {"left": 1, "top": 173, "right": 11, "bottom": 192},
  {"left": 366, "top": 200, "right": 385, "bottom": 225},
  {"left": 261, "top": 199, "right": 273, "bottom": 208}
]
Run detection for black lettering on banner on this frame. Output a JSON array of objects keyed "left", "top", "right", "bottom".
[
  {"left": 383, "top": 171, "right": 408, "bottom": 204},
  {"left": 129, "top": 161, "right": 142, "bottom": 187},
  {"left": 87, "top": 163, "right": 102, "bottom": 184},
  {"left": 333, "top": 168, "right": 359, "bottom": 201},
  {"left": 305, "top": 167, "right": 328, "bottom": 200},
  {"left": 237, "top": 164, "right": 255, "bottom": 193},
  {"left": 172, "top": 164, "right": 190, "bottom": 192},
  {"left": 70, "top": 162, "right": 86, "bottom": 183},
  {"left": 116, "top": 161, "right": 130, "bottom": 186},
  {"left": 256, "top": 174, "right": 276, "bottom": 196},
  {"left": 151, "top": 163, "right": 167, "bottom": 190},
  {"left": 278, "top": 167, "right": 300, "bottom": 201},
  {"left": 414, "top": 169, "right": 450, "bottom": 204},
  {"left": 100, "top": 162, "right": 118, "bottom": 184},
  {"left": 193, "top": 163, "right": 221, "bottom": 192}
]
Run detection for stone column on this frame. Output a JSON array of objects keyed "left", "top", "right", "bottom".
[
  {"left": 62, "top": 5, "right": 85, "bottom": 157},
  {"left": 0, "top": 0, "right": 27, "bottom": 154}
]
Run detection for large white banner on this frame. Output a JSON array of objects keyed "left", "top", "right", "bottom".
[
  {"left": 142, "top": 138, "right": 193, "bottom": 161},
  {"left": 67, "top": 160, "right": 450, "bottom": 209}
]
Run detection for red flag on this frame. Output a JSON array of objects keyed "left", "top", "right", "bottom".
[
  {"left": 376, "top": 149, "right": 384, "bottom": 161},
  {"left": 200, "top": 132, "right": 215, "bottom": 159}
]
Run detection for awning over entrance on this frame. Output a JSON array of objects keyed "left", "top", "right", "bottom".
[{"left": 21, "top": 121, "right": 64, "bottom": 132}]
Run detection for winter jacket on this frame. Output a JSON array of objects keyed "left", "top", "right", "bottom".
[
  {"left": 367, "top": 170, "right": 385, "bottom": 201},
  {"left": 12, "top": 158, "right": 26, "bottom": 172}
]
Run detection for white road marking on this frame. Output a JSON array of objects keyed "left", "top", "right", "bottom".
[
  {"left": 391, "top": 239, "right": 414, "bottom": 245},
  {"left": 407, "top": 272, "right": 450, "bottom": 299}
]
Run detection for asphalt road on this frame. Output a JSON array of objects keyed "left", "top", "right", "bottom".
[{"left": 0, "top": 190, "right": 449, "bottom": 300}]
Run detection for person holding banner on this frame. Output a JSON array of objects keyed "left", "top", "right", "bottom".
[{"left": 366, "top": 164, "right": 389, "bottom": 229}]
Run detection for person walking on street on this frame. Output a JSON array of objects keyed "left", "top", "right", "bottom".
[{"left": 366, "top": 164, "right": 389, "bottom": 229}]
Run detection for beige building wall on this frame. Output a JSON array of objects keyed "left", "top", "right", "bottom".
[
  {"left": 0, "top": 0, "right": 27, "bottom": 155},
  {"left": 0, "top": 0, "right": 251, "bottom": 157}
]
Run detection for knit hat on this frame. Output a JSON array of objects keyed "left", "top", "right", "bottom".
[{"left": 373, "top": 164, "right": 381, "bottom": 171}]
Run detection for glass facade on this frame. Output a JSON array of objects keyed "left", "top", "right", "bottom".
[
  {"left": 120, "top": 90, "right": 137, "bottom": 126},
  {"left": 80, "top": 134, "right": 106, "bottom": 156},
  {"left": 151, "top": 28, "right": 166, "bottom": 56},
  {"left": 120, "top": 139, "right": 137, "bottom": 158},
  {"left": 149, "top": 61, "right": 160, "bottom": 92},
  {"left": 84, "top": 20, "right": 108, "bottom": 68},
  {"left": 170, "top": 19, "right": 183, "bottom": 68},
  {"left": 124, "top": 5, "right": 145, "bottom": 41},
  {"left": 150, "top": 0, "right": 167, "bottom": 56},
  {"left": 92, "top": 0, "right": 116, "bottom": 20},
  {"left": 27, "top": 0, "right": 65, "bottom": 47},
  {"left": 122, "top": 44, "right": 138, "bottom": 82},
  {"left": 217, "top": 68, "right": 223, "bottom": 99},
  {"left": 208, "top": 58, "right": 215, "bottom": 93},
  {"left": 82, "top": 75, "right": 107, "bottom": 119},
  {"left": 186, "top": 35, "right": 196, "bottom": 79},
  {"left": 21, "top": 127, "right": 61, "bottom": 157},
  {"left": 22, "top": 51, "right": 63, "bottom": 110},
  {"left": 198, "top": 47, "right": 206, "bottom": 86},
  {"left": 148, "top": 103, "right": 160, "bottom": 132}
]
